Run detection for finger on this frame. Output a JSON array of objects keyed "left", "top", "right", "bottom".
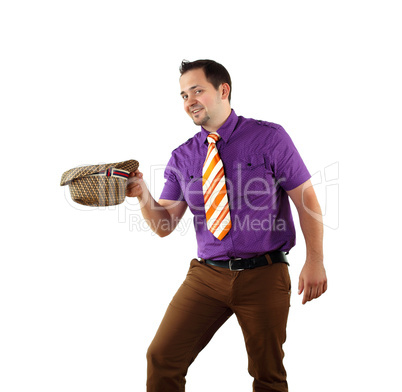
[
  {"left": 302, "top": 291, "right": 307, "bottom": 304},
  {"left": 126, "top": 178, "right": 135, "bottom": 188},
  {"left": 312, "top": 284, "right": 319, "bottom": 300},
  {"left": 126, "top": 184, "right": 135, "bottom": 193},
  {"left": 129, "top": 169, "right": 142, "bottom": 177},
  {"left": 135, "top": 169, "right": 143, "bottom": 177},
  {"left": 302, "top": 286, "right": 311, "bottom": 305},
  {"left": 130, "top": 183, "right": 142, "bottom": 192},
  {"left": 128, "top": 174, "right": 143, "bottom": 186},
  {"left": 318, "top": 280, "right": 328, "bottom": 298},
  {"left": 316, "top": 285, "right": 323, "bottom": 299},
  {"left": 298, "top": 277, "right": 304, "bottom": 296},
  {"left": 126, "top": 181, "right": 140, "bottom": 193}
]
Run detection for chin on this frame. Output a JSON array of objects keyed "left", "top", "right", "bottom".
[{"left": 193, "top": 115, "right": 210, "bottom": 127}]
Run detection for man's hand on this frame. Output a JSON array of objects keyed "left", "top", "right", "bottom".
[
  {"left": 126, "top": 170, "right": 145, "bottom": 198},
  {"left": 298, "top": 262, "right": 327, "bottom": 305},
  {"left": 287, "top": 180, "right": 327, "bottom": 305}
]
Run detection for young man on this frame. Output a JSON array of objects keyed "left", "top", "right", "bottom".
[{"left": 126, "top": 59, "right": 327, "bottom": 392}]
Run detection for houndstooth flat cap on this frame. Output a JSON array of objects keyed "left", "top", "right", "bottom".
[{"left": 60, "top": 159, "right": 139, "bottom": 206}]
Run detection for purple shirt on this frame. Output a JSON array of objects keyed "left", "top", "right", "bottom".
[{"left": 160, "top": 110, "right": 311, "bottom": 260}]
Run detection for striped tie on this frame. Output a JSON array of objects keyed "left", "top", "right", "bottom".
[{"left": 202, "top": 132, "right": 231, "bottom": 240}]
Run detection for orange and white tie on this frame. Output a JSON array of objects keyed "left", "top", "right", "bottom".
[{"left": 202, "top": 132, "right": 231, "bottom": 240}]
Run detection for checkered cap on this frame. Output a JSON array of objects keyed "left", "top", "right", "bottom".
[{"left": 60, "top": 159, "right": 139, "bottom": 206}]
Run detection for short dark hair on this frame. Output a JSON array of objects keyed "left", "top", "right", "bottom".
[{"left": 179, "top": 59, "right": 232, "bottom": 103}]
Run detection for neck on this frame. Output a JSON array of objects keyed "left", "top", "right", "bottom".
[{"left": 203, "top": 107, "right": 232, "bottom": 133}]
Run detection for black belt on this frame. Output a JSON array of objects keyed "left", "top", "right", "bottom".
[{"left": 203, "top": 251, "right": 289, "bottom": 271}]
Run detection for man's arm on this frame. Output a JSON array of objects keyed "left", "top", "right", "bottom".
[
  {"left": 126, "top": 170, "right": 187, "bottom": 237},
  {"left": 287, "top": 179, "right": 327, "bottom": 304}
]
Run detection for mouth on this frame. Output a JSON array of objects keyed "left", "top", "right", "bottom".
[{"left": 191, "top": 108, "right": 203, "bottom": 115}]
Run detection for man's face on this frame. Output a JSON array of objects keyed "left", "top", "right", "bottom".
[{"left": 179, "top": 68, "right": 223, "bottom": 127}]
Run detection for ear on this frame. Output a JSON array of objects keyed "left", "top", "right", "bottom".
[{"left": 220, "top": 83, "right": 230, "bottom": 101}]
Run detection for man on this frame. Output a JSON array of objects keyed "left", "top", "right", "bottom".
[{"left": 126, "top": 59, "right": 327, "bottom": 392}]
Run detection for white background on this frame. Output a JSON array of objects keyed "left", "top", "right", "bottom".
[{"left": 1, "top": 1, "right": 401, "bottom": 391}]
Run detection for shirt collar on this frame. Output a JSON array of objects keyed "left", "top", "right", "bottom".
[{"left": 201, "top": 109, "right": 238, "bottom": 144}]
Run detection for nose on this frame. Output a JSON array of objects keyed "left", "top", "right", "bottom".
[{"left": 185, "top": 96, "right": 197, "bottom": 111}]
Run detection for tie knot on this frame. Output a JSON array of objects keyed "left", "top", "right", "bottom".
[{"left": 207, "top": 133, "right": 220, "bottom": 144}]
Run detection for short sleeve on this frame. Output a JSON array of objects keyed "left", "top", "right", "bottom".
[
  {"left": 269, "top": 125, "right": 311, "bottom": 191},
  {"left": 159, "top": 153, "right": 186, "bottom": 201}
]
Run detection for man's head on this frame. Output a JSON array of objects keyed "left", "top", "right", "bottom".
[
  {"left": 179, "top": 59, "right": 232, "bottom": 132},
  {"left": 180, "top": 60, "right": 232, "bottom": 103}
]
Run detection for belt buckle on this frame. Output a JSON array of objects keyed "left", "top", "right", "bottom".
[{"left": 229, "top": 258, "right": 244, "bottom": 271}]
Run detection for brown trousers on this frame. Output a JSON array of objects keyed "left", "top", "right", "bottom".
[{"left": 146, "top": 258, "right": 291, "bottom": 392}]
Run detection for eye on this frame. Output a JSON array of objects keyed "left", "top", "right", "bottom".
[
  {"left": 195, "top": 89, "right": 202, "bottom": 94},
  {"left": 182, "top": 95, "right": 188, "bottom": 100}
]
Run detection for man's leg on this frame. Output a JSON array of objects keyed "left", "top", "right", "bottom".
[
  {"left": 146, "top": 259, "right": 233, "bottom": 392},
  {"left": 233, "top": 262, "right": 291, "bottom": 392}
]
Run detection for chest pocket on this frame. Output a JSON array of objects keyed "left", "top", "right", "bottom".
[
  {"left": 183, "top": 162, "right": 204, "bottom": 212},
  {"left": 232, "top": 153, "right": 273, "bottom": 196}
]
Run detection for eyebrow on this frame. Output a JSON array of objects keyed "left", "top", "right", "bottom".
[{"left": 180, "top": 85, "right": 203, "bottom": 96}]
